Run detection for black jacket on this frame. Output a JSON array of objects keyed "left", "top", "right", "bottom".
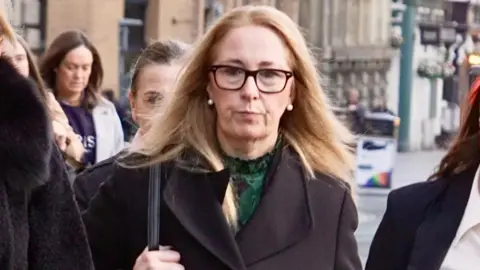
[
  {"left": 365, "top": 166, "right": 477, "bottom": 270},
  {"left": 83, "top": 147, "right": 362, "bottom": 270},
  {"left": 0, "top": 58, "right": 94, "bottom": 269},
  {"left": 74, "top": 155, "right": 117, "bottom": 211}
]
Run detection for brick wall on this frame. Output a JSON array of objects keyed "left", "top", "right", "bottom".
[
  {"left": 145, "top": 0, "right": 205, "bottom": 43},
  {"left": 46, "top": 0, "right": 124, "bottom": 92}
]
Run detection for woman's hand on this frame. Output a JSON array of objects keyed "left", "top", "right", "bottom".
[
  {"left": 133, "top": 247, "right": 184, "bottom": 270},
  {"left": 52, "top": 120, "right": 68, "bottom": 151}
]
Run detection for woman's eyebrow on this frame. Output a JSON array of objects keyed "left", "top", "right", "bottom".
[
  {"left": 216, "top": 58, "right": 279, "bottom": 69},
  {"left": 217, "top": 58, "right": 244, "bottom": 66},
  {"left": 258, "top": 61, "right": 276, "bottom": 68}
]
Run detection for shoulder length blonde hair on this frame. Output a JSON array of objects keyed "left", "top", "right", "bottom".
[{"left": 128, "top": 5, "right": 355, "bottom": 226}]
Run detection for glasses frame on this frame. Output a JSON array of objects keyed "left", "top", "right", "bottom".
[{"left": 210, "top": 65, "right": 293, "bottom": 93}]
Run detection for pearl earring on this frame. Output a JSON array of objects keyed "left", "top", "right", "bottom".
[
  {"left": 207, "top": 99, "right": 214, "bottom": 106},
  {"left": 286, "top": 104, "right": 293, "bottom": 111}
]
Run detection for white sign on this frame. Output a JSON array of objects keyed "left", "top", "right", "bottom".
[{"left": 355, "top": 137, "right": 397, "bottom": 189}]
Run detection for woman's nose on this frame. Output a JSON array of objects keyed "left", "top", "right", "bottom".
[
  {"left": 240, "top": 77, "right": 260, "bottom": 100},
  {"left": 72, "top": 70, "right": 82, "bottom": 79}
]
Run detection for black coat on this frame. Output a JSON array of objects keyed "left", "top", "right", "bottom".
[
  {"left": 0, "top": 58, "right": 94, "bottom": 269},
  {"left": 365, "top": 166, "right": 477, "bottom": 270},
  {"left": 74, "top": 155, "right": 117, "bottom": 211},
  {"left": 83, "top": 147, "right": 362, "bottom": 270}
]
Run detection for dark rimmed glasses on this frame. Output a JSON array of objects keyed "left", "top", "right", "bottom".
[{"left": 210, "top": 65, "right": 293, "bottom": 93}]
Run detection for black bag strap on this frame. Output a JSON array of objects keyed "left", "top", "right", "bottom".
[{"left": 147, "top": 164, "right": 162, "bottom": 251}]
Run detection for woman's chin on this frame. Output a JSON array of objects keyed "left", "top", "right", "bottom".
[
  {"left": 67, "top": 86, "right": 86, "bottom": 93},
  {"left": 228, "top": 127, "right": 268, "bottom": 141}
]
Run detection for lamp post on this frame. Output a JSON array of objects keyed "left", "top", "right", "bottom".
[{"left": 395, "top": 0, "right": 417, "bottom": 152}]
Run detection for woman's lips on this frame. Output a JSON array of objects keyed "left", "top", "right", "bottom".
[
  {"left": 236, "top": 110, "right": 262, "bottom": 115},
  {"left": 235, "top": 111, "right": 262, "bottom": 122}
]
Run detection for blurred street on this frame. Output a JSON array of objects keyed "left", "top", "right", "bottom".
[{"left": 355, "top": 150, "right": 446, "bottom": 265}]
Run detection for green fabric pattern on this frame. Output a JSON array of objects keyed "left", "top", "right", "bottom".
[{"left": 222, "top": 138, "right": 282, "bottom": 227}]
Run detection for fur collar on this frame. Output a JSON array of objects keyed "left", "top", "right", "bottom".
[{"left": 0, "top": 57, "right": 52, "bottom": 191}]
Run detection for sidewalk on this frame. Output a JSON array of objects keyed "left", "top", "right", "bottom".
[
  {"left": 391, "top": 149, "right": 446, "bottom": 189},
  {"left": 356, "top": 149, "right": 446, "bottom": 264},
  {"left": 356, "top": 149, "right": 445, "bottom": 196}
]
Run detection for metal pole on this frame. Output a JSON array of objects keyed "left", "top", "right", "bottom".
[{"left": 397, "top": 1, "right": 416, "bottom": 152}]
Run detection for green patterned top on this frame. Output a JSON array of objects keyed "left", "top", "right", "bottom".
[{"left": 223, "top": 138, "right": 282, "bottom": 227}]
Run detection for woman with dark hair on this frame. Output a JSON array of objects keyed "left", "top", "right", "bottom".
[
  {"left": 0, "top": 1, "right": 93, "bottom": 268},
  {"left": 40, "top": 30, "right": 124, "bottom": 169},
  {"left": 366, "top": 79, "right": 480, "bottom": 269},
  {"left": 13, "top": 35, "right": 85, "bottom": 171}
]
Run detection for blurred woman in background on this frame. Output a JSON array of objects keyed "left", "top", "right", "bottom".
[
  {"left": 128, "top": 40, "right": 190, "bottom": 139},
  {"left": 0, "top": 0, "right": 93, "bottom": 268},
  {"left": 40, "top": 30, "right": 124, "bottom": 170},
  {"left": 74, "top": 39, "right": 190, "bottom": 211}
]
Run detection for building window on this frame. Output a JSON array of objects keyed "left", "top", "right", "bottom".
[
  {"left": 205, "top": 0, "right": 224, "bottom": 31},
  {"left": 124, "top": 1, "right": 146, "bottom": 51},
  {"left": 119, "top": 0, "right": 147, "bottom": 96},
  {"left": 472, "top": 5, "right": 480, "bottom": 25},
  {"left": 14, "top": 0, "right": 46, "bottom": 55}
]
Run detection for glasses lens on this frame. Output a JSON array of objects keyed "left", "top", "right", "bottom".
[
  {"left": 256, "top": 70, "right": 287, "bottom": 93},
  {"left": 215, "top": 66, "right": 245, "bottom": 90},
  {"left": 213, "top": 66, "right": 288, "bottom": 93}
]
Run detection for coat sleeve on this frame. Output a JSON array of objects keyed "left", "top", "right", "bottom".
[
  {"left": 364, "top": 194, "right": 397, "bottom": 270},
  {"left": 112, "top": 105, "right": 125, "bottom": 155},
  {"left": 82, "top": 165, "right": 128, "bottom": 269},
  {"left": 335, "top": 190, "right": 362, "bottom": 270},
  {"left": 48, "top": 92, "right": 85, "bottom": 163},
  {"left": 74, "top": 161, "right": 115, "bottom": 212},
  {"left": 73, "top": 172, "right": 91, "bottom": 212},
  {"left": 28, "top": 145, "right": 94, "bottom": 270}
]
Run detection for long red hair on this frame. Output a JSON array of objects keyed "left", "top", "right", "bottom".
[{"left": 429, "top": 78, "right": 480, "bottom": 180}]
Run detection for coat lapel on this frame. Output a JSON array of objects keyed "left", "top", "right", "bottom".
[
  {"left": 236, "top": 148, "right": 314, "bottom": 266},
  {"left": 407, "top": 168, "right": 475, "bottom": 270},
  {"left": 163, "top": 166, "right": 245, "bottom": 270}
]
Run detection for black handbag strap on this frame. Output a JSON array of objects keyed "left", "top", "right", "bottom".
[{"left": 147, "top": 164, "right": 162, "bottom": 251}]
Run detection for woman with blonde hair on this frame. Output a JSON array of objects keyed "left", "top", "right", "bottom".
[
  {"left": 83, "top": 5, "right": 361, "bottom": 270},
  {"left": 0, "top": 0, "right": 93, "bottom": 268}
]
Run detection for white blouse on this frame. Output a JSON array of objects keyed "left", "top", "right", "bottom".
[{"left": 440, "top": 166, "right": 480, "bottom": 270}]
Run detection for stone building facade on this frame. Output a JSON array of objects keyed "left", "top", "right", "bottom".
[
  {"left": 301, "top": 0, "right": 393, "bottom": 106},
  {"left": 12, "top": 0, "right": 392, "bottom": 103}
]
